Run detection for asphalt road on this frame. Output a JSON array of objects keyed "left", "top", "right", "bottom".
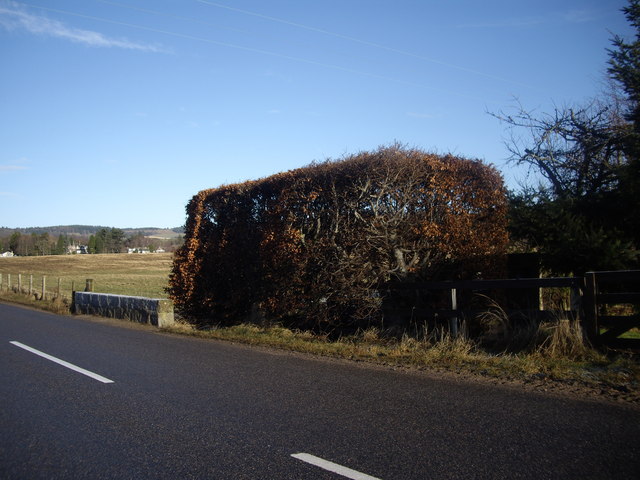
[{"left": 1, "top": 302, "right": 639, "bottom": 479}]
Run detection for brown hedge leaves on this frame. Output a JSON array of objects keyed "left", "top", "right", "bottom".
[{"left": 168, "top": 146, "right": 508, "bottom": 331}]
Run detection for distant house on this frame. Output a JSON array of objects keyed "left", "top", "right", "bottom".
[
  {"left": 128, "top": 247, "right": 165, "bottom": 254},
  {"left": 128, "top": 248, "right": 150, "bottom": 254},
  {"left": 67, "top": 245, "right": 88, "bottom": 254},
  {"left": 1, "top": 251, "right": 14, "bottom": 257}
]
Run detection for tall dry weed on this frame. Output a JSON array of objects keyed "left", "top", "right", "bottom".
[
  {"left": 535, "top": 318, "right": 592, "bottom": 360},
  {"left": 415, "top": 322, "right": 477, "bottom": 359},
  {"left": 359, "top": 327, "right": 383, "bottom": 344},
  {"left": 477, "top": 297, "right": 511, "bottom": 345},
  {"left": 477, "top": 295, "right": 594, "bottom": 359},
  {"left": 477, "top": 296, "right": 537, "bottom": 351},
  {"left": 49, "top": 295, "right": 71, "bottom": 315}
]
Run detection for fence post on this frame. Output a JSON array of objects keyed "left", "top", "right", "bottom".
[
  {"left": 582, "top": 272, "right": 598, "bottom": 342},
  {"left": 570, "top": 284, "right": 581, "bottom": 317},
  {"left": 41, "top": 276, "right": 46, "bottom": 301},
  {"left": 0, "top": 273, "right": 2, "bottom": 291},
  {"left": 29, "top": 274, "right": 33, "bottom": 296},
  {"left": 85, "top": 279, "right": 94, "bottom": 292},
  {"left": 449, "top": 288, "right": 459, "bottom": 337},
  {"left": 57, "top": 277, "right": 61, "bottom": 298},
  {"left": 8, "top": 274, "right": 11, "bottom": 291},
  {"left": 71, "top": 281, "right": 76, "bottom": 313},
  {"left": 18, "top": 274, "right": 22, "bottom": 293}
]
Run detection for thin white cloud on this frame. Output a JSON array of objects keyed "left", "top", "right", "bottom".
[
  {"left": 0, "top": 164, "right": 28, "bottom": 172},
  {"left": 561, "top": 9, "right": 595, "bottom": 24},
  {"left": 1, "top": 156, "right": 30, "bottom": 172},
  {"left": 0, "top": 1, "right": 165, "bottom": 52},
  {"left": 458, "top": 9, "right": 598, "bottom": 29},
  {"left": 457, "top": 17, "right": 544, "bottom": 29}
]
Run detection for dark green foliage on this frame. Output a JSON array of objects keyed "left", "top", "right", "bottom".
[
  {"left": 609, "top": 0, "right": 640, "bottom": 130},
  {"left": 608, "top": 0, "right": 640, "bottom": 246},
  {"left": 508, "top": 190, "right": 637, "bottom": 275},
  {"left": 88, "top": 228, "right": 126, "bottom": 254}
]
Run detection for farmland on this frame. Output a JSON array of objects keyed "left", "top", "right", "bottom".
[{"left": 0, "top": 253, "right": 173, "bottom": 299}]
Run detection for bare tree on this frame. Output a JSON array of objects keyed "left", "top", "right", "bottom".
[{"left": 491, "top": 98, "right": 629, "bottom": 199}]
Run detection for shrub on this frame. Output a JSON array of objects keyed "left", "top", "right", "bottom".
[{"left": 169, "top": 145, "right": 508, "bottom": 331}]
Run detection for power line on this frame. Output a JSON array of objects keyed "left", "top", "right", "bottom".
[
  {"left": 195, "top": 0, "right": 535, "bottom": 90},
  {"left": 95, "top": 0, "right": 249, "bottom": 36}
]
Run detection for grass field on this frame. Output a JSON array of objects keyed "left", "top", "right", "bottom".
[{"left": 0, "top": 253, "right": 173, "bottom": 299}]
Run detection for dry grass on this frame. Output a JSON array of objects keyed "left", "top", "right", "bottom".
[
  {"left": 0, "top": 253, "right": 173, "bottom": 299},
  {"left": 0, "top": 290, "right": 72, "bottom": 315},
  {"left": 163, "top": 317, "right": 639, "bottom": 402},
  {"left": 535, "top": 319, "right": 592, "bottom": 360},
  {"left": 477, "top": 296, "right": 595, "bottom": 360}
]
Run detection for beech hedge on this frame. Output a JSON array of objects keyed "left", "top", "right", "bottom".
[{"left": 168, "top": 146, "right": 508, "bottom": 331}]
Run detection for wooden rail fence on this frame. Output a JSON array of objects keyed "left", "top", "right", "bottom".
[
  {"left": 583, "top": 270, "right": 640, "bottom": 349},
  {"left": 0, "top": 273, "right": 80, "bottom": 301},
  {"left": 386, "top": 270, "right": 640, "bottom": 348}
]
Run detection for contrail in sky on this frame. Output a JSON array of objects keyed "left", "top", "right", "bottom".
[{"left": 195, "top": 0, "right": 534, "bottom": 89}]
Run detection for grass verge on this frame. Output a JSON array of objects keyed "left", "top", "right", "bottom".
[
  {"left": 163, "top": 320, "right": 640, "bottom": 405},
  {"left": 0, "top": 290, "right": 71, "bottom": 315}
]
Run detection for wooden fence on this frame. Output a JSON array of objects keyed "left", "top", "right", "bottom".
[
  {"left": 0, "top": 273, "right": 82, "bottom": 301},
  {"left": 583, "top": 270, "right": 640, "bottom": 349},
  {"left": 386, "top": 270, "right": 640, "bottom": 348}
]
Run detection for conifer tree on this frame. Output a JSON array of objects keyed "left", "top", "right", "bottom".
[{"left": 608, "top": 0, "right": 640, "bottom": 244}]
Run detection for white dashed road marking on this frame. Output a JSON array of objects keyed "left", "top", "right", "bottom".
[
  {"left": 291, "top": 453, "right": 382, "bottom": 480},
  {"left": 10, "top": 341, "right": 114, "bottom": 384}
]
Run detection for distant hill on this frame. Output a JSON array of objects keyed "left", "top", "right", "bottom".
[
  {"left": 0, "top": 225, "right": 184, "bottom": 239},
  {"left": 125, "top": 227, "right": 184, "bottom": 239}
]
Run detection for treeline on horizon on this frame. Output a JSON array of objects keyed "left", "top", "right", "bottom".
[
  {"left": 0, "top": 227, "right": 184, "bottom": 256},
  {"left": 0, "top": 225, "right": 184, "bottom": 237}
]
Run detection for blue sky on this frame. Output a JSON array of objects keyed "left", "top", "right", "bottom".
[{"left": 0, "top": 0, "right": 632, "bottom": 229}]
